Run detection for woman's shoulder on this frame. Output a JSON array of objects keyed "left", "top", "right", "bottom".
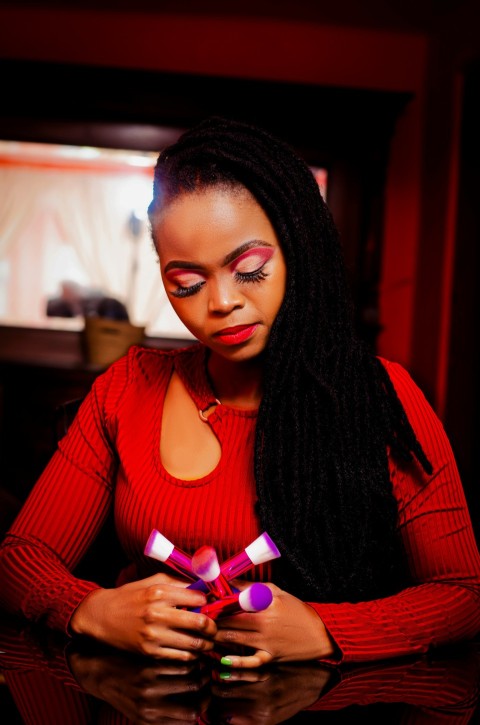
[
  {"left": 126, "top": 341, "right": 202, "bottom": 370},
  {"left": 376, "top": 356, "right": 427, "bottom": 405},
  {"left": 91, "top": 342, "right": 202, "bottom": 403},
  {"left": 376, "top": 355, "right": 436, "bottom": 420},
  {"left": 107, "top": 341, "right": 201, "bottom": 378},
  {"left": 376, "top": 356, "right": 451, "bottom": 468}
]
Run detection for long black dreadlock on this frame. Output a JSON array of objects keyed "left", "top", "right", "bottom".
[{"left": 149, "top": 116, "right": 432, "bottom": 603}]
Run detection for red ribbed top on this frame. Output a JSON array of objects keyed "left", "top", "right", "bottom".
[{"left": 0, "top": 344, "right": 479, "bottom": 663}]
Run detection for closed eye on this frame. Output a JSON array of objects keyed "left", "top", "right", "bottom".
[
  {"left": 166, "top": 271, "right": 206, "bottom": 298},
  {"left": 231, "top": 247, "right": 274, "bottom": 285},
  {"left": 235, "top": 267, "right": 269, "bottom": 284},
  {"left": 170, "top": 280, "right": 205, "bottom": 298}
]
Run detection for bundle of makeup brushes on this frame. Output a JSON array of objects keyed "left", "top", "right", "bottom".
[{"left": 144, "top": 530, "right": 281, "bottom": 619}]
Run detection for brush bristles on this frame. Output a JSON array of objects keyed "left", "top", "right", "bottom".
[
  {"left": 144, "top": 529, "right": 174, "bottom": 562},
  {"left": 191, "top": 545, "right": 221, "bottom": 581},
  {"left": 238, "top": 583, "right": 273, "bottom": 612},
  {"left": 245, "top": 532, "right": 281, "bottom": 565}
]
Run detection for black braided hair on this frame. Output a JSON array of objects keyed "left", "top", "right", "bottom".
[{"left": 149, "top": 116, "right": 432, "bottom": 602}]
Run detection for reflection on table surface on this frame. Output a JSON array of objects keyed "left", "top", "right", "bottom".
[{"left": 0, "top": 613, "right": 479, "bottom": 724}]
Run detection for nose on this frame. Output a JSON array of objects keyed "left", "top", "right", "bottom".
[{"left": 208, "top": 277, "right": 244, "bottom": 314}]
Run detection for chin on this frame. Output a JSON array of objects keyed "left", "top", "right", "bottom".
[{"left": 215, "top": 342, "right": 266, "bottom": 363}]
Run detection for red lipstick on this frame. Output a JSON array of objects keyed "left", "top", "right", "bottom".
[{"left": 214, "top": 324, "right": 259, "bottom": 345}]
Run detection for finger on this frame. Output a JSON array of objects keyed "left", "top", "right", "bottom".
[
  {"left": 131, "top": 572, "right": 192, "bottom": 589},
  {"left": 146, "top": 628, "right": 216, "bottom": 658},
  {"left": 214, "top": 625, "right": 257, "bottom": 648},
  {"left": 152, "top": 645, "right": 202, "bottom": 662},
  {"left": 146, "top": 601, "right": 217, "bottom": 638},
  {"left": 216, "top": 613, "right": 258, "bottom": 630},
  {"left": 146, "top": 583, "right": 210, "bottom": 610},
  {"left": 217, "top": 650, "right": 272, "bottom": 669},
  {"left": 170, "top": 609, "right": 218, "bottom": 638},
  {"left": 142, "top": 613, "right": 216, "bottom": 655}
]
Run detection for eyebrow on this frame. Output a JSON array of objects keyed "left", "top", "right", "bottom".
[{"left": 163, "top": 240, "right": 273, "bottom": 274}]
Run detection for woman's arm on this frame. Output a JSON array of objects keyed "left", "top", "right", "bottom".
[
  {"left": 214, "top": 361, "right": 480, "bottom": 666},
  {"left": 0, "top": 351, "right": 217, "bottom": 658},
  {"left": 309, "top": 361, "right": 480, "bottom": 664},
  {"left": 0, "top": 361, "right": 122, "bottom": 631}
]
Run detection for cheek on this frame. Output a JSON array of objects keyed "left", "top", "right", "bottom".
[
  {"left": 167, "top": 298, "right": 205, "bottom": 335},
  {"left": 159, "top": 273, "right": 205, "bottom": 336}
]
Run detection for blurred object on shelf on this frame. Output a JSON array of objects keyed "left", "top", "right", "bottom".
[{"left": 82, "top": 316, "right": 145, "bottom": 366}]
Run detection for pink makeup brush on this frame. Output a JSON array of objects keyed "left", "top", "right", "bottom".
[
  {"left": 191, "top": 545, "right": 234, "bottom": 598},
  {"left": 220, "top": 532, "right": 281, "bottom": 579},
  {"left": 200, "top": 582, "right": 273, "bottom": 620},
  {"left": 188, "top": 532, "right": 281, "bottom": 593},
  {"left": 144, "top": 529, "right": 196, "bottom": 581}
]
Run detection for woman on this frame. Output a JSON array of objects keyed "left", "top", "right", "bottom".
[{"left": 0, "top": 117, "right": 479, "bottom": 667}]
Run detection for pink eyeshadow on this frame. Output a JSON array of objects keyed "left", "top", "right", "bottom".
[{"left": 231, "top": 246, "right": 274, "bottom": 272}]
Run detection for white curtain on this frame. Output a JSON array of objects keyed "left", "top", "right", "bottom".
[
  {"left": 0, "top": 164, "right": 192, "bottom": 337},
  {"left": 0, "top": 168, "right": 48, "bottom": 258}
]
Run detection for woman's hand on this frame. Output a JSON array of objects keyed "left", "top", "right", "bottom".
[
  {"left": 70, "top": 573, "right": 217, "bottom": 661},
  {"left": 213, "top": 583, "right": 335, "bottom": 668}
]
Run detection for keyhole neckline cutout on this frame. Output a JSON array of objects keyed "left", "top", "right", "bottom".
[{"left": 156, "top": 344, "right": 258, "bottom": 487}]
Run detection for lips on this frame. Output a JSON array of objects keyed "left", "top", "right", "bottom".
[{"left": 213, "top": 324, "right": 259, "bottom": 345}]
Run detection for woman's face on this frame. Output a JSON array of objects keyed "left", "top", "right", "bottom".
[{"left": 153, "top": 186, "right": 287, "bottom": 362}]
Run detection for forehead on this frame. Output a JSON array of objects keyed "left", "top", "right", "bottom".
[
  {"left": 158, "top": 185, "right": 259, "bottom": 223},
  {"left": 153, "top": 186, "right": 279, "bottom": 259}
]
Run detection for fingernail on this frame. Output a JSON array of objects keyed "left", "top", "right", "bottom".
[
  {"left": 219, "top": 671, "right": 231, "bottom": 679},
  {"left": 220, "top": 656, "right": 232, "bottom": 666}
]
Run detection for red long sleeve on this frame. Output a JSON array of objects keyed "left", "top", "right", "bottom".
[
  {"left": 311, "top": 359, "right": 480, "bottom": 662},
  {"left": 0, "top": 346, "right": 479, "bottom": 662}
]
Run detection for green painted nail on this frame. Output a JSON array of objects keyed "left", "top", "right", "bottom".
[
  {"left": 219, "top": 671, "right": 231, "bottom": 679},
  {"left": 220, "top": 656, "right": 232, "bottom": 666}
]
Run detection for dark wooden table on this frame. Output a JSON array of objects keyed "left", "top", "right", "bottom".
[{"left": 0, "top": 613, "right": 479, "bottom": 724}]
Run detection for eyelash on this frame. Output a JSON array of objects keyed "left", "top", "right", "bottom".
[
  {"left": 171, "top": 281, "right": 205, "bottom": 299},
  {"left": 170, "top": 266, "right": 269, "bottom": 298},
  {"left": 235, "top": 268, "right": 268, "bottom": 284}
]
